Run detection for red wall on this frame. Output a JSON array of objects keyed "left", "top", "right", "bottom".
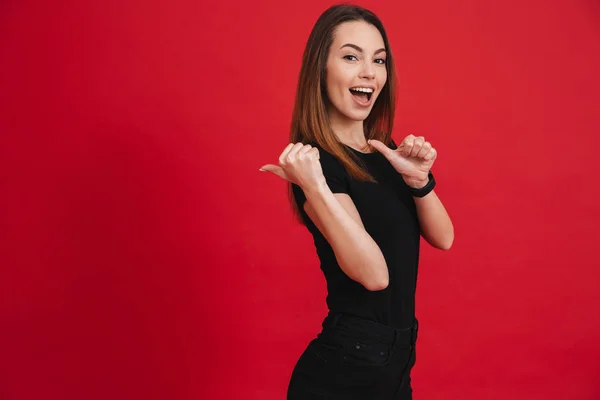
[{"left": 1, "top": 1, "right": 599, "bottom": 399}]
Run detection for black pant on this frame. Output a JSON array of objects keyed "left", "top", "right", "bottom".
[{"left": 287, "top": 312, "right": 418, "bottom": 400}]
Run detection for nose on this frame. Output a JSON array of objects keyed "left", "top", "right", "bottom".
[{"left": 359, "top": 60, "right": 375, "bottom": 80}]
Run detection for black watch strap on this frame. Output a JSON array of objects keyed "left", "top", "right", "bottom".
[{"left": 408, "top": 171, "right": 436, "bottom": 198}]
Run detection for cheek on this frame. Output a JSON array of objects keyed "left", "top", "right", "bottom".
[
  {"left": 378, "top": 70, "right": 388, "bottom": 88},
  {"left": 326, "top": 70, "right": 349, "bottom": 101},
  {"left": 327, "top": 62, "right": 352, "bottom": 87}
]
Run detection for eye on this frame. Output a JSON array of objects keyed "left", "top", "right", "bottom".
[
  {"left": 343, "top": 55, "right": 358, "bottom": 61},
  {"left": 375, "top": 58, "right": 387, "bottom": 65}
]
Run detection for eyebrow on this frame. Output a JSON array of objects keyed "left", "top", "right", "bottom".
[{"left": 340, "top": 43, "right": 386, "bottom": 55}]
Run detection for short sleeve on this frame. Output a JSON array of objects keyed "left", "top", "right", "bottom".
[{"left": 291, "top": 146, "right": 350, "bottom": 208}]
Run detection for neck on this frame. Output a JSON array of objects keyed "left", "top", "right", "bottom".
[{"left": 328, "top": 107, "right": 367, "bottom": 149}]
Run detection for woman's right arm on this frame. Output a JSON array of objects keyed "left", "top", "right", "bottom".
[
  {"left": 302, "top": 185, "right": 389, "bottom": 291},
  {"left": 261, "top": 142, "right": 388, "bottom": 291}
]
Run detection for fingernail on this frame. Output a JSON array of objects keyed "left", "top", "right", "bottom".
[{"left": 259, "top": 168, "right": 265, "bottom": 172}]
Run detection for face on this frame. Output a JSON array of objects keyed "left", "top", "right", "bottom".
[{"left": 324, "top": 20, "right": 388, "bottom": 123}]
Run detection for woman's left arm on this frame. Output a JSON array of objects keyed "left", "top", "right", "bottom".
[
  {"left": 413, "top": 189, "right": 454, "bottom": 250},
  {"left": 368, "top": 136, "right": 454, "bottom": 250}
]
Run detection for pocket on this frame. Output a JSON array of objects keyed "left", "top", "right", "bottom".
[
  {"left": 340, "top": 339, "right": 392, "bottom": 367},
  {"left": 288, "top": 343, "right": 336, "bottom": 400},
  {"left": 307, "top": 339, "right": 342, "bottom": 364},
  {"left": 305, "top": 339, "right": 385, "bottom": 390}
]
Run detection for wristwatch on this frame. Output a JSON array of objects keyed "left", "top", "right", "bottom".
[{"left": 407, "top": 171, "right": 436, "bottom": 198}]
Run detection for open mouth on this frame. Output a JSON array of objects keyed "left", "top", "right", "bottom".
[{"left": 349, "top": 87, "right": 374, "bottom": 103}]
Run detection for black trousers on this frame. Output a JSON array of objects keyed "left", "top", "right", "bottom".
[{"left": 287, "top": 313, "right": 419, "bottom": 400}]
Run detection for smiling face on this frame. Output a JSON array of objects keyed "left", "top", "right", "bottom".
[{"left": 324, "top": 20, "right": 388, "bottom": 124}]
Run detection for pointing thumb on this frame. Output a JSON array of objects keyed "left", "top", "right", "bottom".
[
  {"left": 368, "top": 139, "right": 393, "bottom": 157},
  {"left": 259, "top": 164, "right": 287, "bottom": 180}
]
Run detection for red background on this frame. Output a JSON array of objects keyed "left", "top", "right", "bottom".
[{"left": 1, "top": 0, "right": 599, "bottom": 399}]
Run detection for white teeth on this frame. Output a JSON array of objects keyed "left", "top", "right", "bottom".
[{"left": 350, "top": 87, "right": 374, "bottom": 93}]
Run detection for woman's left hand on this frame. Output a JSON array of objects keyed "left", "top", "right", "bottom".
[{"left": 369, "top": 135, "right": 437, "bottom": 188}]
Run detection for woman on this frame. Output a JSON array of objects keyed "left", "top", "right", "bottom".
[{"left": 260, "top": 4, "right": 454, "bottom": 399}]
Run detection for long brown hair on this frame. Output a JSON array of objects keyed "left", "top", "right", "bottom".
[{"left": 289, "top": 4, "right": 397, "bottom": 224}]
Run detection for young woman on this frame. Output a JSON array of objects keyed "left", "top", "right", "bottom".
[{"left": 260, "top": 4, "right": 454, "bottom": 399}]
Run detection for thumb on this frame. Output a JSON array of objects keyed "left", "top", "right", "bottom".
[
  {"left": 259, "top": 164, "right": 287, "bottom": 180},
  {"left": 368, "top": 139, "right": 395, "bottom": 158}
]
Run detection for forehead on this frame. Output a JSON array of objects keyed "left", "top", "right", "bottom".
[{"left": 331, "top": 21, "right": 385, "bottom": 51}]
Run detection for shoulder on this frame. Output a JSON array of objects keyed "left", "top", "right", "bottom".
[
  {"left": 300, "top": 142, "right": 350, "bottom": 194},
  {"left": 309, "top": 143, "right": 347, "bottom": 173}
]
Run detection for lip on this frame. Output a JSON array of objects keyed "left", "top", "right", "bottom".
[
  {"left": 349, "top": 84, "right": 376, "bottom": 91},
  {"left": 349, "top": 89, "right": 375, "bottom": 108}
]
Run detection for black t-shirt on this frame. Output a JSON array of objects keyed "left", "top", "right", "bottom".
[{"left": 292, "top": 143, "right": 421, "bottom": 329}]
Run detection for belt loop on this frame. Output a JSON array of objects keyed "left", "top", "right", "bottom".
[
  {"left": 330, "top": 313, "right": 341, "bottom": 328},
  {"left": 323, "top": 312, "right": 341, "bottom": 329}
]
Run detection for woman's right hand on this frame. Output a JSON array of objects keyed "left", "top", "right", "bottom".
[{"left": 260, "top": 143, "right": 326, "bottom": 192}]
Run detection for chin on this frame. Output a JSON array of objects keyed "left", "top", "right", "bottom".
[{"left": 344, "top": 110, "right": 372, "bottom": 122}]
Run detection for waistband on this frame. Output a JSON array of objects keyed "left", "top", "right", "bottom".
[{"left": 319, "top": 312, "right": 418, "bottom": 346}]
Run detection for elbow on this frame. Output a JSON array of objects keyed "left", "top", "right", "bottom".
[
  {"left": 363, "top": 271, "right": 389, "bottom": 291},
  {"left": 421, "top": 219, "right": 455, "bottom": 251},
  {"left": 438, "top": 235, "right": 454, "bottom": 250},
  {"left": 425, "top": 229, "right": 454, "bottom": 250},
  {"left": 341, "top": 251, "right": 389, "bottom": 291},
  {"left": 364, "top": 255, "right": 390, "bottom": 291},
  {"left": 366, "top": 279, "right": 389, "bottom": 291},
  {"left": 439, "top": 239, "right": 453, "bottom": 250}
]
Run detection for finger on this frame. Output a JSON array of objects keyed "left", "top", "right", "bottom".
[
  {"left": 284, "top": 142, "right": 305, "bottom": 164},
  {"left": 299, "top": 144, "right": 312, "bottom": 153},
  {"left": 411, "top": 136, "right": 425, "bottom": 157},
  {"left": 401, "top": 136, "right": 414, "bottom": 157},
  {"left": 279, "top": 143, "right": 296, "bottom": 165},
  {"left": 368, "top": 139, "right": 394, "bottom": 158},
  {"left": 308, "top": 147, "right": 320, "bottom": 160},
  {"left": 298, "top": 144, "right": 313, "bottom": 158},
  {"left": 423, "top": 148, "right": 437, "bottom": 161},
  {"left": 417, "top": 141, "right": 432, "bottom": 158},
  {"left": 259, "top": 164, "right": 288, "bottom": 180}
]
